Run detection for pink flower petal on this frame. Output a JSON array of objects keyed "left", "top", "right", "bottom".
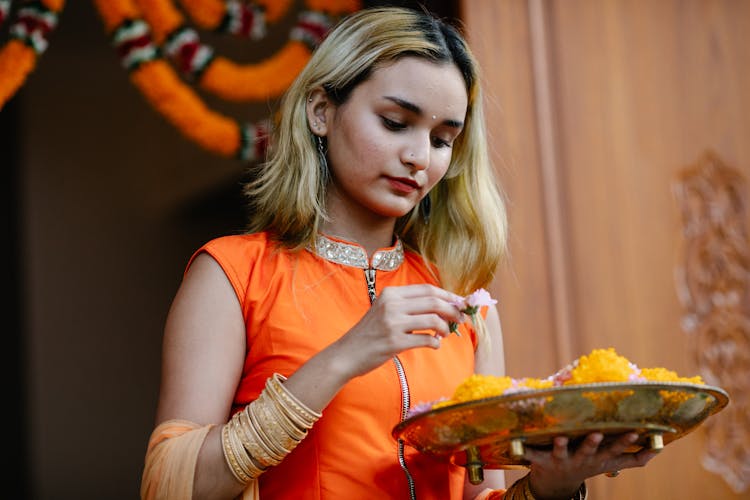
[
  {"left": 465, "top": 288, "right": 498, "bottom": 308},
  {"left": 449, "top": 295, "right": 467, "bottom": 309},
  {"left": 406, "top": 398, "right": 447, "bottom": 418}
]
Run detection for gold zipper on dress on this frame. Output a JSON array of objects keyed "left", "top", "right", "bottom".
[{"left": 364, "top": 267, "right": 416, "bottom": 500}]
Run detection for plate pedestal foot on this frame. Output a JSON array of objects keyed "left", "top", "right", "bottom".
[
  {"left": 649, "top": 433, "right": 664, "bottom": 452},
  {"left": 509, "top": 438, "right": 525, "bottom": 460},
  {"left": 466, "top": 446, "right": 484, "bottom": 485}
]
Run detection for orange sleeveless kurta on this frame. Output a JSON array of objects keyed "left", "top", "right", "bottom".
[{"left": 194, "top": 232, "right": 477, "bottom": 499}]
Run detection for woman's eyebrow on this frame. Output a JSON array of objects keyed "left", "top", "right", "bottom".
[
  {"left": 383, "top": 95, "right": 464, "bottom": 129},
  {"left": 384, "top": 95, "right": 421, "bottom": 114}
]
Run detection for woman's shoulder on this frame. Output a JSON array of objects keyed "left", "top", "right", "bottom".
[
  {"left": 202, "top": 231, "right": 272, "bottom": 253},
  {"left": 189, "top": 232, "right": 286, "bottom": 299},
  {"left": 190, "top": 232, "right": 276, "bottom": 272}
]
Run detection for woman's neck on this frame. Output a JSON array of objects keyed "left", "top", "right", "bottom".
[
  {"left": 322, "top": 185, "right": 402, "bottom": 255},
  {"left": 320, "top": 219, "right": 396, "bottom": 256}
]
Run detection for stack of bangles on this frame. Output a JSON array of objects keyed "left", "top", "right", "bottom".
[
  {"left": 221, "top": 373, "right": 322, "bottom": 484},
  {"left": 498, "top": 474, "right": 587, "bottom": 500}
]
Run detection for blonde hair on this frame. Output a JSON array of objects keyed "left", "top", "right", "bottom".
[{"left": 245, "top": 6, "right": 508, "bottom": 297}]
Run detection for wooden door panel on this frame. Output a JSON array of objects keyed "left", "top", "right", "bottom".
[
  {"left": 463, "top": 0, "right": 750, "bottom": 498},
  {"left": 463, "top": 0, "right": 562, "bottom": 377}
]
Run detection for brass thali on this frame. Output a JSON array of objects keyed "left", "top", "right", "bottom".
[{"left": 392, "top": 382, "right": 728, "bottom": 483}]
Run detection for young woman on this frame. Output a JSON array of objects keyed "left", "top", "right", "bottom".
[{"left": 141, "top": 7, "right": 655, "bottom": 500}]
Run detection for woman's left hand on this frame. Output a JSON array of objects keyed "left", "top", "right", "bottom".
[{"left": 523, "top": 432, "right": 659, "bottom": 499}]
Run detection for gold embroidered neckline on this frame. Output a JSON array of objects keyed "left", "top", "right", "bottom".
[{"left": 312, "top": 234, "right": 404, "bottom": 271}]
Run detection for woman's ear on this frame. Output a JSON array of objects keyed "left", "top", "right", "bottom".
[{"left": 306, "top": 87, "right": 331, "bottom": 137}]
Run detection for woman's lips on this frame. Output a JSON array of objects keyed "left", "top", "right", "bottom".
[{"left": 387, "top": 177, "right": 420, "bottom": 193}]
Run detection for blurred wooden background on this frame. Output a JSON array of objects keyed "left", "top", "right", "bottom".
[
  {"left": 464, "top": 0, "right": 750, "bottom": 498},
  {"left": 3, "top": 0, "right": 749, "bottom": 498}
]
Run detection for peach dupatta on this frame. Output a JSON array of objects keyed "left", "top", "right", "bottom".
[{"left": 140, "top": 419, "right": 259, "bottom": 500}]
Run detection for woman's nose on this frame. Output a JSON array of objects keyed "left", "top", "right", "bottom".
[{"left": 402, "top": 137, "right": 430, "bottom": 171}]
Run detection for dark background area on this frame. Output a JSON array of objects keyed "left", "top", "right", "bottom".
[{"left": 2, "top": 1, "right": 457, "bottom": 498}]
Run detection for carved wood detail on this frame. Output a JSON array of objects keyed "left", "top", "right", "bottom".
[{"left": 674, "top": 151, "right": 750, "bottom": 494}]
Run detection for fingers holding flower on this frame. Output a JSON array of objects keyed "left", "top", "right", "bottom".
[
  {"left": 448, "top": 288, "right": 498, "bottom": 335},
  {"left": 329, "top": 284, "right": 467, "bottom": 378}
]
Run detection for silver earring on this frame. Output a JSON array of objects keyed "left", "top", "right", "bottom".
[{"left": 316, "top": 135, "right": 329, "bottom": 180}]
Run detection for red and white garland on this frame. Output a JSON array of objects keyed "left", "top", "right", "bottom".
[
  {"left": 177, "top": 0, "right": 293, "bottom": 38},
  {"left": 133, "top": 0, "right": 338, "bottom": 101},
  {"left": 0, "top": 0, "right": 65, "bottom": 110},
  {"left": 94, "top": 0, "right": 360, "bottom": 161},
  {"left": 216, "top": 0, "right": 266, "bottom": 38},
  {"left": 0, "top": 0, "right": 13, "bottom": 27}
]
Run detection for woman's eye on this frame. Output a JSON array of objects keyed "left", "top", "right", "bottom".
[
  {"left": 381, "top": 117, "right": 406, "bottom": 130},
  {"left": 431, "top": 136, "right": 452, "bottom": 148}
]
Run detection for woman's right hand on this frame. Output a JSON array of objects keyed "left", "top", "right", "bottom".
[
  {"left": 277, "top": 283, "right": 465, "bottom": 431},
  {"left": 326, "top": 283, "right": 466, "bottom": 379},
  {"left": 523, "top": 432, "right": 659, "bottom": 498}
]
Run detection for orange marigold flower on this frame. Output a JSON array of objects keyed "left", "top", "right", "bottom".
[
  {"left": 640, "top": 367, "right": 704, "bottom": 385},
  {"left": 565, "top": 347, "right": 637, "bottom": 384},
  {"left": 514, "top": 377, "right": 554, "bottom": 391},
  {"left": 0, "top": 40, "right": 36, "bottom": 108},
  {"left": 451, "top": 374, "right": 514, "bottom": 403}
]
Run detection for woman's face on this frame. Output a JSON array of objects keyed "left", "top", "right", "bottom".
[{"left": 316, "top": 56, "right": 469, "bottom": 226}]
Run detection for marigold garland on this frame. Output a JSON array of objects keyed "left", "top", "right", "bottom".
[
  {"left": 0, "top": 0, "right": 65, "bottom": 110},
  {"left": 178, "top": 0, "right": 293, "bottom": 32},
  {"left": 199, "top": 42, "right": 311, "bottom": 101},
  {"left": 93, "top": 0, "right": 360, "bottom": 161},
  {"left": 134, "top": 0, "right": 344, "bottom": 102},
  {"left": 132, "top": 60, "right": 242, "bottom": 156},
  {"left": 0, "top": 0, "right": 12, "bottom": 28}
]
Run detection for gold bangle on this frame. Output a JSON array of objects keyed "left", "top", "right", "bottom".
[
  {"left": 505, "top": 475, "right": 587, "bottom": 500},
  {"left": 266, "top": 387, "right": 312, "bottom": 431},
  {"left": 235, "top": 407, "right": 277, "bottom": 469},
  {"left": 227, "top": 419, "right": 258, "bottom": 480},
  {"left": 229, "top": 417, "right": 266, "bottom": 480},
  {"left": 502, "top": 474, "right": 526, "bottom": 500},
  {"left": 254, "top": 390, "right": 300, "bottom": 453},
  {"left": 261, "top": 389, "right": 307, "bottom": 442},
  {"left": 248, "top": 400, "right": 288, "bottom": 460},
  {"left": 223, "top": 373, "right": 322, "bottom": 482},
  {"left": 267, "top": 374, "right": 322, "bottom": 427},
  {"left": 273, "top": 373, "right": 322, "bottom": 421},
  {"left": 243, "top": 405, "right": 284, "bottom": 465},
  {"left": 231, "top": 412, "right": 270, "bottom": 473},
  {"left": 522, "top": 475, "right": 535, "bottom": 500},
  {"left": 221, "top": 423, "right": 252, "bottom": 484},
  {"left": 259, "top": 390, "right": 307, "bottom": 446}
]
